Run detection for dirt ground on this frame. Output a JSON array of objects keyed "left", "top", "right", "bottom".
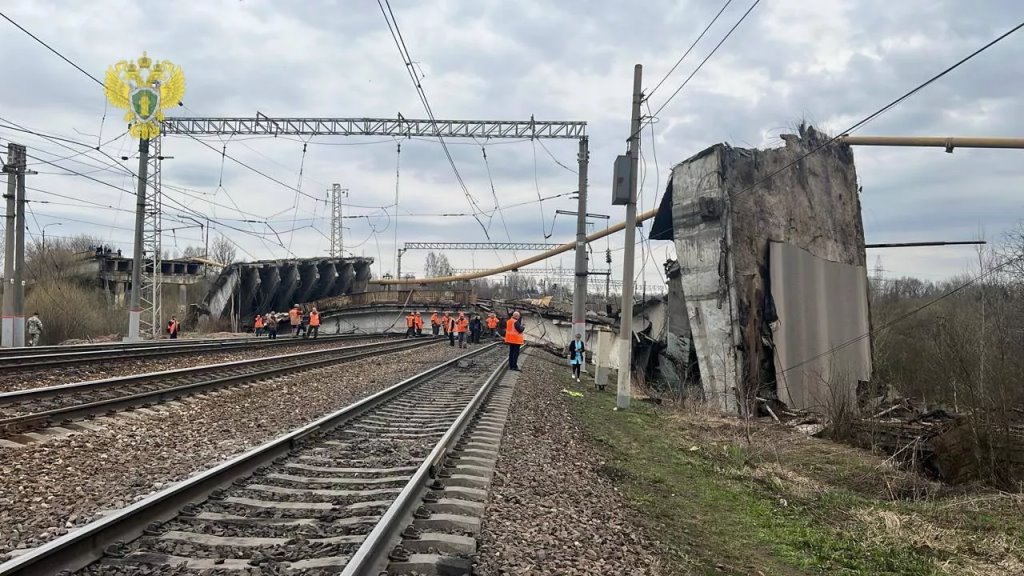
[{"left": 561, "top": 353, "right": 1024, "bottom": 575}]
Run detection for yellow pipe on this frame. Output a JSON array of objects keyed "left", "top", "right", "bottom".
[
  {"left": 374, "top": 207, "right": 660, "bottom": 285},
  {"left": 839, "top": 135, "right": 1024, "bottom": 150}
]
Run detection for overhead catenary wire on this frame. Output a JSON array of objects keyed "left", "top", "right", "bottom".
[
  {"left": 646, "top": 0, "right": 735, "bottom": 101},
  {"left": 647, "top": 0, "right": 761, "bottom": 123},
  {"left": 376, "top": 0, "right": 490, "bottom": 237}
]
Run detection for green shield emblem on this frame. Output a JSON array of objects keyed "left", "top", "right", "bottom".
[{"left": 130, "top": 87, "right": 160, "bottom": 122}]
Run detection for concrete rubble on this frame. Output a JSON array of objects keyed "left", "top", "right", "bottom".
[{"left": 649, "top": 124, "right": 871, "bottom": 415}]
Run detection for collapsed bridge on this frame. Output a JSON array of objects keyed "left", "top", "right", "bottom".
[{"left": 200, "top": 257, "right": 373, "bottom": 322}]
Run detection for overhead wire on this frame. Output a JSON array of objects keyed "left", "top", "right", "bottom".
[
  {"left": 376, "top": 0, "right": 490, "bottom": 237},
  {"left": 646, "top": 0, "right": 735, "bottom": 101},
  {"left": 640, "top": 0, "right": 762, "bottom": 137}
]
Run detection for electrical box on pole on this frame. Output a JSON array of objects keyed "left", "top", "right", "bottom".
[{"left": 612, "top": 155, "right": 631, "bottom": 205}]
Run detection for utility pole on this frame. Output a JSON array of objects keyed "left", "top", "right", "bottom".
[
  {"left": 616, "top": 64, "right": 643, "bottom": 410},
  {"left": 396, "top": 247, "right": 407, "bottom": 282},
  {"left": 330, "top": 184, "right": 348, "bottom": 257},
  {"left": 605, "top": 248, "right": 612, "bottom": 300},
  {"left": 42, "top": 223, "right": 62, "bottom": 252},
  {"left": 127, "top": 138, "right": 150, "bottom": 342},
  {"left": 1, "top": 143, "right": 21, "bottom": 348},
  {"left": 13, "top": 147, "right": 28, "bottom": 347},
  {"left": 572, "top": 137, "right": 590, "bottom": 342}
]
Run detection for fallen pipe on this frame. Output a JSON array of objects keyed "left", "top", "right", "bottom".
[{"left": 374, "top": 207, "right": 660, "bottom": 285}]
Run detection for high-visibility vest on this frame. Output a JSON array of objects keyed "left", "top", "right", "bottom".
[
  {"left": 414, "top": 314, "right": 423, "bottom": 328},
  {"left": 309, "top": 311, "right": 320, "bottom": 327},
  {"left": 289, "top": 309, "right": 301, "bottom": 325},
  {"left": 441, "top": 315, "right": 450, "bottom": 331},
  {"left": 504, "top": 318, "right": 524, "bottom": 345},
  {"left": 254, "top": 316, "right": 264, "bottom": 329},
  {"left": 406, "top": 314, "right": 415, "bottom": 328},
  {"left": 448, "top": 317, "right": 457, "bottom": 332},
  {"left": 486, "top": 317, "right": 498, "bottom": 329},
  {"left": 455, "top": 317, "right": 468, "bottom": 333},
  {"left": 431, "top": 313, "right": 439, "bottom": 326}
]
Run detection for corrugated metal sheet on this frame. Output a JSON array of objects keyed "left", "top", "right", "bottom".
[{"left": 769, "top": 242, "right": 871, "bottom": 412}]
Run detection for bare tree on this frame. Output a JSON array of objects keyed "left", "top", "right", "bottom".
[
  {"left": 210, "top": 235, "right": 238, "bottom": 266},
  {"left": 181, "top": 245, "right": 205, "bottom": 258},
  {"left": 424, "top": 251, "right": 452, "bottom": 278}
]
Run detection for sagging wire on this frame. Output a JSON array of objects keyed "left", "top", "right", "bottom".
[
  {"left": 286, "top": 140, "right": 310, "bottom": 253},
  {"left": 477, "top": 139, "right": 509, "bottom": 264},
  {"left": 532, "top": 139, "right": 554, "bottom": 239}
]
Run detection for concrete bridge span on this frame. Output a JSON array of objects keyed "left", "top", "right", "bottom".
[{"left": 200, "top": 257, "right": 373, "bottom": 321}]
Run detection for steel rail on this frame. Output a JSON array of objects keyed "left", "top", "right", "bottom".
[
  {"left": 0, "top": 333, "right": 394, "bottom": 370},
  {"left": 341, "top": 344, "right": 509, "bottom": 574},
  {"left": 0, "top": 342, "right": 501, "bottom": 576},
  {"left": 0, "top": 338, "right": 440, "bottom": 435}
]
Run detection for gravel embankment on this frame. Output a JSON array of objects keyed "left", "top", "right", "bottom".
[
  {"left": 0, "top": 336, "right": 389, "bottom": 392},
  {"left": 475, "top": 351, "right": 663, "bottom": 575},
  {"left": 0, "top": 341, "right": 469, "bottom": 557}
]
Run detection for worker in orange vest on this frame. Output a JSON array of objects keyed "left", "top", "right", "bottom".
[
  {"left": 308, "top": 307, "right": 321, "bottom": 339},
  {"left": 167, "top": 316, "right": 181, "bottom": 339},
  {"left": 485, "top": 313, "right": 498, "bottom": 339},
  {"left": 430, "top": 311, "right": 441, "bottom": 337},
  {"left": 253, "top": 314, "right": 264, "bottom": 337},
  {"left": 289, "top": 305, "right": 302, "bottom": 337},
  {"left": 441, "top": 312, "right": 451, "bottom": 337},
  {"left": 446, "top": 314, "right": 457, "bottom": 347},
  {"left": 405, "top": 311, "right": 416, "bottom": 339},
  {"left": 504, "top": 311, "right": 524, "bottom": 371},
  {"left": 454, "top": 312, "right": 469, "bottom": 349},
  {"left": 414, "top": 311, "right": 424, "bottom": 336}
]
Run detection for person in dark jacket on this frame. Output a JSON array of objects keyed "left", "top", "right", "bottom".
[
  {"left": 469, "top": 315, "right": 482, "bottom": 344},
  {"left": 568, "top": 333, "right": 585, "bottom": 382}
]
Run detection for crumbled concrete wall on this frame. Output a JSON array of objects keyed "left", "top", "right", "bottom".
[{"left": 667, "top": 125, "right": 867, "bottom": 413}]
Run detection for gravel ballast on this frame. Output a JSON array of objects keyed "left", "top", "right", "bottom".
[
  {"left": 0, "top": 336, "right": 388, "bottom": 392},
  {"left": 475, "top": 350, "right": 663, "bottom": 575},
  {"left": 0, "top": 340, "right": 469, "bottom": 557}
]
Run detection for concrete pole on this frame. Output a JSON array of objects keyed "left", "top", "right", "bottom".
[
  {"left": 13, "top": 148, "right": 27, "bottom": 347},
  {"left": 571, "top": 137, "right": 589, "bottom": 347},
  {"left": 1, "top": 144, "right": 19, "bottom": 348},
  {"left": 615, "top": 64, "right": 643, "bottom": 410},
  {"left": 127, "top": 138, "right": 150, "bottom": 342}
]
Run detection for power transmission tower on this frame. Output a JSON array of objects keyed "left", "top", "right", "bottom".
[
  {"left": 329, "top": 184, "right": 348, "bottom": 257},
  {"left": 140, "top": 137, "right": 163, "bottom": 339}
]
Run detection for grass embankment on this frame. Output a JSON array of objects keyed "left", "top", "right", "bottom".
[{"left": 558, "top": 367, "right": 1024, "bottom": 575}]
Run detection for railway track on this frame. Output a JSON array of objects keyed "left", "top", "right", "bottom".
[
  {"left": 0, "top": 338, "right": 440, "bottom": 438},
  {"left": 0, "top": 332, "right": 394, "bottom": 371},
  {"left": 0, "top": 343, "right": 512, "bottom": 575}
]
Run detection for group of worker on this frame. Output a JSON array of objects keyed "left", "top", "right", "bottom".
[
  {"left": 252, "top": 305, "right": 321, "bottom": 340},
  {"left": 405, "top": 310, "right": 502, "bottom": 349}
]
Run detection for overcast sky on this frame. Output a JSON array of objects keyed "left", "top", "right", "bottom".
[{"left": 1, "top": 0, "right": 1022, "bottom": 286}]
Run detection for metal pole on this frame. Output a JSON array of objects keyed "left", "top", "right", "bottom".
[
  {"left": 13, "top": 147, "right": 27, "bottom": 347},
  {"left": 615, "top": 64, "right": 643, "bottom": 410},
  {"left": 572, "top": 137, "right": 589, "bottom": 343},
  {"left": 605, "top": 248, "right": 611, "bottom": 300},
  {"left": 1, "top": 144, "right": 19, "bottom": 348},
  {"left": 127, "top": 138, "right": 150, "bottom": 342},
  {"left": 838, "top": 135, "right": 1024, "bottom": 150},
  {"left": 204, "top": 217, "right": 209, "bottom": 259}
]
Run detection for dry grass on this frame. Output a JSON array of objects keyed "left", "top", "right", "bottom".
[
  {"left": 646, "top": 404, "right": 1024, "bottom": 573},
  {"left": 854, "top": 507, "right": 1024, "bottom": 576}
]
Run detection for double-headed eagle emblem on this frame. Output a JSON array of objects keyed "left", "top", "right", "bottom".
[{"left": 104, "top": 52, "right": 186, "bottom": 140}]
